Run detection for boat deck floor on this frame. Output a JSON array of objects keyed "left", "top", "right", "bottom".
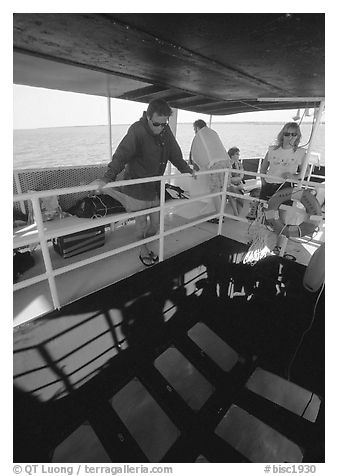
[{"left": 13, "top": 199, "right": 324, "bottom": 327}]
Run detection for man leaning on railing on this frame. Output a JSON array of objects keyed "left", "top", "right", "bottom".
[{"left": 92, "top": 99, "right": 196, "bottom": 267}]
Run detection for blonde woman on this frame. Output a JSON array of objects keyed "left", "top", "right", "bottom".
[{"left": 260, "top": 122, "right": 307, "bottom": 201}]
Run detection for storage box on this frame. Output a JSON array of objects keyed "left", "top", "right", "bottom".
[{"left": 53, "top": 226, "right": 105, "bottom": 258}]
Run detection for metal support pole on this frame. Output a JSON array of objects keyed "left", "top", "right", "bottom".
[
  {"left": 107, "top": 96, "right": 115, "bottom": 231},
  {"left": 168, "top": 108, "right": 178, "bottom": 175},
  {"left": 300, "top": 100, "right": 325, "bottom": 182},
  {"left": 169, "top": 107, "right": 178, "bottom": 137},
  {"left": 107, "top": 96, "right": 113, "bottom": 160}
]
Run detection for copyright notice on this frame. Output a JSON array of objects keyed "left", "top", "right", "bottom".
[{"left": 13, "top": 465, "right": 173, "bottom": 476}]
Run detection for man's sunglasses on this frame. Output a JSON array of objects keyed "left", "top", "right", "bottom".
[
  {"left": 150, "top": 119, "right": 168, "bottom": 128},
  {"left": 283, "top": 132, "right": 298, "bottom": 137}
]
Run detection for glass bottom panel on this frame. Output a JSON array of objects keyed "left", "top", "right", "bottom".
[
  {"left": 111, "top": 378, "right": 180, "bottom": 462},
  {"left": 246, "top": 368, "right": 321, "bottom": 422},
  {"left": 52, "top": 422, "right": 111, "bottom": 463},
  {"left": 154, "top": 347, "right": 214, "bottom": 411},
  {"left": 215, "top": 405, "right": 303, "bottom": 463},
  {"left": 188, "top": 322, "right": 238, "bottom": 372}
]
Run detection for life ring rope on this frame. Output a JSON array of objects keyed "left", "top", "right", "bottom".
[
  {"left": 265, "top": 187, "right": 322, "bottom": 238},
  {"left": 278, "top": 223, "right": 303, "bottom": 238}
]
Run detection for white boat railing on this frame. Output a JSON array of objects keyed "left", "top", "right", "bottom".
[{"left": 13, "top": 165, "right": 325, "bottom": 314}]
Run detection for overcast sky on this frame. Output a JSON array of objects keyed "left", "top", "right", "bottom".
[{"left": 13, "top": 85, "right": 319, "bottom": 130}]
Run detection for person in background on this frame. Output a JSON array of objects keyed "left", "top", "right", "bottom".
[
  {"left": 228, "top": 146, "right": 245, "bottom": 216},
  {"left": 257, "top": 122, "right": 309, "bottom": 251},
  {"left": 259, "top": 122, "right": 307, "bottom": 201},
  {"left": 190, "top": 120, "right": 237, "bottom": 220},
  {"left": 92, "top": 99, "right": 195, "bottom": 267},
  {"left": 247, "top": 122, "right": 308, "bottom": 221}
]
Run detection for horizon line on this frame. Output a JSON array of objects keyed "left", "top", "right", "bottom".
[{"left": 14, "top": 120, "right": 322, "bottom": 132}]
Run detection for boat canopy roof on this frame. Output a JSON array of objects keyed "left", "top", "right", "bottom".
[{"left": 13, "top": 13, "right": 324, "bottom": 116}]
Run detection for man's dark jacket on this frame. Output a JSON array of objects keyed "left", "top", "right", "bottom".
[{"left": 103, "top": 112, "right": 192, "bottom": 200}]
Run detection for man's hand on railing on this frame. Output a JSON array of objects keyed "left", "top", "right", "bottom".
[
  {"left": 190, "top": 169, "right": 197, "bottom": 180},
  {"left": 90, "top": 179, "right": 108, "bottom": 195},
  {"left": 259, "top": 170, "right": 268, "bottom": 185}
]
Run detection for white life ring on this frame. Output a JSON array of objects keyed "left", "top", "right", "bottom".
[{"left": 265, "top": 187, "right": 322, "bottom": 238}]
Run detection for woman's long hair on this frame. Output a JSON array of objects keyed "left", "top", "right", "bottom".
[{"left": 273, "top": 122, "right": 301, "bottom": 151}]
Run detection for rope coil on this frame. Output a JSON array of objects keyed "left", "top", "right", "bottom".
[{"left": 243, "top": 202, "right": 271, "bottom": 265}]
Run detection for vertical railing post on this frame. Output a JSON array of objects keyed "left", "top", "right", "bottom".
[
  {"left": 13, "top": 170, "right": 26, "bottom": 214},
  {"left": 159, "top": 178, "right": 166, "bottom": 262},
  {"left": 217, "top": 166, "right": 230, "bottom": 235},
  {"left": 307, "top": 163, "right": 314, "bottom": 183},
  {"left": 31, "top": 196, "right": 60, "bottom": 309},
  {"left": 257, "top": 157, "right": 263, "bottom": 174}
]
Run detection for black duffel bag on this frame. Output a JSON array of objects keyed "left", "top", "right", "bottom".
[
  {"left": 68, "top": 194, "right": 125, "bottom": 219},
  {"left": 13, "top": 250, "right": 35, "bottom": 283},
  {"left": 165, "top": 183, "right": 189, "bottom": 201}
]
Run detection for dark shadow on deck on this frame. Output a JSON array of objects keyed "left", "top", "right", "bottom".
[{"left": 13, "top": 236, "right": 324, "bottom": 463}]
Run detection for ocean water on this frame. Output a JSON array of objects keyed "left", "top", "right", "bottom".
[{"left": 13, "top": 122, "right": 325, "bottom": 170}]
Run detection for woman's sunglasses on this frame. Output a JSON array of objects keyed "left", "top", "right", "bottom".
[{"left": 283, "top": 132, "right": 298, "bottom": 137}]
